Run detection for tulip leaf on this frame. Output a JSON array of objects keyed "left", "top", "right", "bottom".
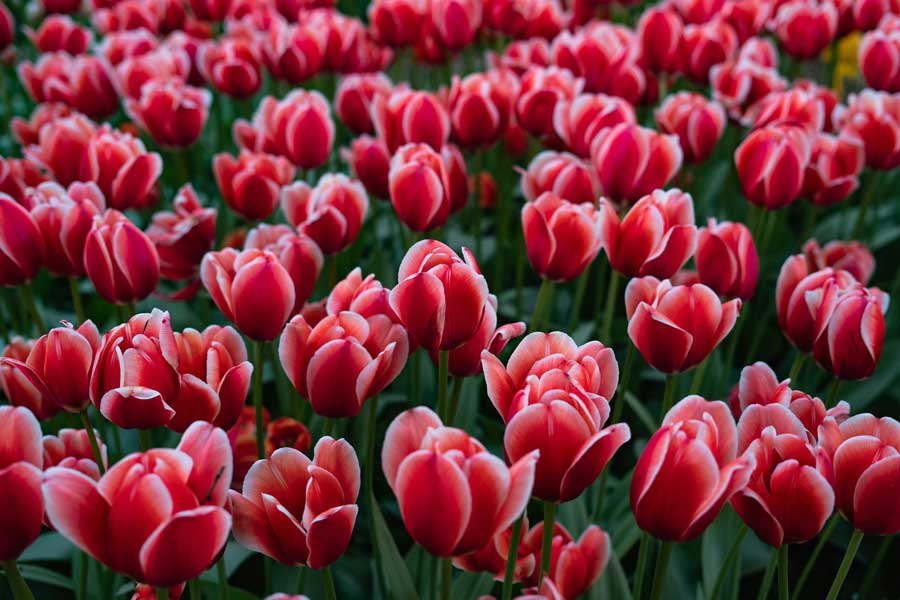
[
  {"left": 590, "top": 543, "right": 631, "bottom": 600},
  {"left": 18, "top": 564, "right": 73, "bottom": 589},
  {"left": 198, "top": 581, "right": 259, "bottom": 600},
  {"left": 844, "top": 340, "right": 900, "bottom": 411},
  {"left": 19, "top": 532, "right": 75, "bottom": 563},
  {"left": 371, "top": 500, "right": 419, "bottom": 600},
  {"left": 451, "top": 571, "right": 495, "bottom": 599}
]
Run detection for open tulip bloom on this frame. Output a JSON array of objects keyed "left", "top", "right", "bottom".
[{"left": 2, "top": 3, "right": 900, "bottom": 599}]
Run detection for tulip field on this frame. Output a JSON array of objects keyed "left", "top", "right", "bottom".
[{"left": 1, "top": 0, "right": 900, "bottom": 598}]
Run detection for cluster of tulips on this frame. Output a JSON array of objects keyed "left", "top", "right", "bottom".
[{"left": 0, "top": 0, "right": 899, "bottom": 598}]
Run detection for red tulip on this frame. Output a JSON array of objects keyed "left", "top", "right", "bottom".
[
  {"left": 0, "top": 406, "right": 44, "bottom": 562},
  {"left": 234, "top": 91, "right": 335, "bottom": 169},
  {"left": 637, "top": 7, "right": 684, "bottom": 73},
  {"left": 114, "top": 47, "right": 191, "bottom": 100},
  {"left": 261, "top": 21, "right": 325, "bottom": 85},
  {"left": 11, "top": 103, "right": 75, "bottom": 148},
  {"left": 553, "top": 93, "right": 636, "bottom": 158},
  {"left": 190, "top": 0, "right": 231, "bottom": 20},
  {"left": 679, "top": 19, "right": 739, "bottom": 84},
  {"left": 264, "top": 417, "right": 312, "bottom": 458},
  {"left": 672, "top": 0, "right": 724, "bottom": 23},
  {"left": 199, "top": 37, "right": 261, "bottom": 99},
  {"left": 860, "top": 19, "right": 900, "bottom": 92},
  {"left": 656, "top": 92, "right": 727, "bottom": 164},
  {"left": 0, "top": 320, "right": 100, "bottom": 418},
  {"left": 230, "top": 437, "right": 359, "bottom": 568},
  {"left": 278, "top": 311, "right": 408, "bottom": 417},
  {"left": 800, "top": 132, "right": 865, "bottom": 206},
  {"left": 482, "top": 332, "right": 629, "bottom": 501},
  {"left": 520, "top": 151, "right": 601, "bottom": 206},
  {"left": 521, "top": 523, "right": 610, "bottom": 599},
  {"left": 834, "top": 90, "right": 900, "bottom": 170},
  {"left": 738, "top": 37, "right": 779, "bottom": 67},
  {"left": 389, "top": 143, "right": 453, "bottom": 232},
  {"left": 600, "top": 189, "right": 697, "bottom": 280},
  {"left": 281, "top": 174, "right": 368, "bottom": 255},
  {"left": 214, "top": 151, "right": 296, "bottom": 221},
  {"left": 515, "top": 66, "right": 582, "bottom": 138},
  {"left": 493, "top": 39, "right": 551, "bottom": 75},
  {"left": 448, "top": 70, "right": 520, "bottom": 148},
  {"left": 201, "top": 248, "right": 296, "bottom": 341},
  {"left": 817, "top": 414, "right": 900, "bottom": 535},
  {"left": 390, "top": 240, "right": 489, "bottom": 350},
  {"left": 625, "top": 277, "right": 741, "bottom": 373},
  {"left": 18, "top": 53, "right": 119, "bottom": 119},
  {"left": 735, "top": 124, "right": 811, "bottom": 209},
  {"left": 0, "top": 193, "right": 45, "bottom": 287},
  {"left": 441, "top": 144, "right": 470, "bottom": 213},
  {"left": 722, "top": 0, "right": 771, "bottom": 42},
  {"left": 25, "top": 15, "right": 93, "bottom": 54},
  {"left": 43, "top": 428, "right": 107, "bottom": 480},
  {"left": 522, "top": 192, "right": 601, "bottom": 282},
  {"left": 245, "top": 225, "right": 323, "bottom": 314},
  {"left": 749, "top": 88, "right": 828, "bottom": 133},
  {"left": 695, "top": 219, "right": 759, "bottom": 300},
  {"left": 326, "top": 268, "right": 399, "bottom": 321},
  {"left": 43, "top": 423, "right": 233, "bottom": 587},
  {"left": 297, "top": 8, "right": 392, "bottom": 74},
  {"left": 430, "top": 0, "right": 481, "bottom": 50},
  {"left": 454, "top": 516, "right": 536, "bottom": 581},
  {"left": 382, "top": 406, "right": 538, "bottom": 556},
  {"left": 710, "top": 59, "right": 786, "bottom": 121},
  {"left": 591, "top": 124, "right": 683, "bottom": 204},
  {"left": 132, "top": 584, "right": 184, "bottom": 600},
  {"left": 632, "top": 395, "right": 755, "bottom": 541},
  {"left": 812, "top": 286, "right": 888, "bottom": 380},
  {"left": 146, "top": 185, "right": 216, "bottom": 283},
  {"left": 772, "top": 0, "right": 838, "bottom": 60},
  {"left": 802, "top": 238, "right": 875, "bottom": 285},
  {"left": 335, "top": 73, "right": 393, "bottom": 135},
  {"left": 126, "top": 81, "right": 210, "bottom": 149},
  {"left": 84, "top": 209, "right": 160, "bottom": 304},
  {"left": 372, "top": 88, "right": 451, "bottom": 152},
  {"left": 369, "top": 0, "right": 426, "bottom": 47},
  {"left": 345, "top": 135, "right": 392, "bottom": 199},
  {"left": 731, "top": 425, "right": 834, "bottom": 546}
]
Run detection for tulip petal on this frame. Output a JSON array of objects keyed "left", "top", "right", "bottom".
[
  {"left": 627, "top": 303, "right": 693, "bottom": 374},
  {"left": 306, "top": 504, "right": 358, "bottom": 569},
  {"left": 99, "top": 386, "right": 175, "bottom": 429},
  {"left": 852, "top": 455, "right": 900, "bottom": 535},
  {"left": 229, "top": 490, "right": 283, "bottom": 561},
  {"left": 139, "top": 507, "right": 231, "bottom": 587},
  {"left": 0, "top": 463, "right": 44, "bottom": 562},
  {"left": 493, "top": 450, "right": 540, "bottom": 535},
  {"left": 561, "top": 423, "right": 631, "bottom": 501},
  {"left": 381, "top": 407, "right": 443, "bottom": 489},
  {"left": 42, "top": 466, "right": 110, "bottom": 564}
]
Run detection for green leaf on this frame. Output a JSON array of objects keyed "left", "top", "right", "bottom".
[
  {"left": 590, "top": 543, "right": 631, "bottom": 600},
  {"left": 371, "top": 500, "right": 419, "bottom": 600},
  {"left": 452, "top": 571, "right": 495, "bottom": 600},
  {"left": 18, "top": 564, "right": 73, "bottom": 589},
  {"left": 19, "top": 532, "right": 75, "bottom": 563},
  {"left": 198, "top": 580, "right": 259, "bottom": 600},
  {"left": 624, "top": 391, "right": 658, "bottom": 434},
  {"left": 844, "top": 340, "right": 900, "bottom": 411}
]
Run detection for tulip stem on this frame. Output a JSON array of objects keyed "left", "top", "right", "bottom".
[
  {"left": 69, "top": 278, "right": 86, "bottom": 323},
  {"left": 156, "top": 588, "right": 167, "bottom": 600},
  {"left": 688, "top": 358, "right": 709, "bottom": 395},
  {"left": 78, "top": 552, "right": 88, "bottom": 600},
  {"left": 758, "top": 550, "right": 777, "bottom": 600},
  {"left": 216, "top": 557, "right": 228, "bottom": 600},
  {"left": 19, "top": 284, "right": 44, "bottom": 334},
  {"left": 501, "top": 516, "right": 524, "bottom": 600},
  {"left": 632, "top": 533, "right": 652, "bottom": 600},
  {"left": 851, "top": 170, "right": 884, "bottom": 240},
  {"left": 709, "top": 523, "right": 748, "bottom": 600},
  {"left": 322, "top": 566, "right": 338, "bottom": 600},
  {"left": 648, "top": 541, "right": 674, "bottom": 600},
  {"left": 599, "top": 270, "right": 621, "bottom": 342},
  {"left": 2, "top": 562, "right": 35, "bottom": 600},
  {"left": 138, "top": 428, "right": 153, "bottom": 451},
  {"left": 787, "top": 352, "right": 807, "bottom": 383},
  {"left": 473, "top": 149, "right": 484, "bottom": 258},
  {"left": 777, "top": 545, "right": 789, "bottom": 600},
  {"left": 441, "top": 557, "right": 452, "bottom": 600},
  {"left": 326, "top": 254, "right": 337, "bottom": 290},
  {"left": 189, "top": 578, "right": 201, "bottom": 599},
  {"left": 530, "top": 278, "right": 555, "bottom": 332},
  {"left": 792, "top": 514, "right": 837, "bottom": 600},
  {"left": 567, "top": 268, "right": 591, "bottom": 330},
  {"left": 661, "top": 374, "right": 677, "bottom": 420},
  {"left": 253, "top": 340, "right": 266, "bottom": 459},
  {"left": 79, "top": 410, "right": 106, "bottom": 475},
  {"left": 447, "top": 376, "right": 463, "bottom": 425},
  {"left": 538, "top": 501, "right": 557, "bottom": 588},
  {"left": 825, "top": 378, "right": 842, "bottom": 409},
  {"left": 825, "top": 530, "right": 864, "bottom": 600},
  {"left": 364, "top": 395, "right": 379, "bottom": 501},
  {"left": 437, "top": 351, "right": 449, "bottom": 422}
]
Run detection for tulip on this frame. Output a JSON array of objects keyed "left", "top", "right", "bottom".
[
  {"left": 632, "top": 395, "right": 755, "bottom": 541},
  {"left": 522, "top": 192, "right": 601, "bottom": 282},
  {"left": 515, "top": 67, "right": 583, "bottom": 138},
  {"left": 245, "top": 225, "right": 324, "bottom": 315},
  {"left": 18, "top": 53, "right": 119, "bottom": 119},
  {"left": 834, "top": 90, "right": 900, "bottom": 170},
  {"left": 711, "top": 59, "right": 786, "bottom": 121},
  {"left": 739, "top": 37, "right": 779, "bottom": 67},
  {"left": 125, "top": 80, "right": 211, "bottom": 149},
  {"left": 0, "top": 193, "right": 45, "bottom": 288},
  {"left": 441, "top": 144, "right": 470, "bottom": 213},
  {"left": 214, "top": 151, "right": 296, "bottom": 222},
  {"left": 600, "top": 189, "right": 697, "bottom": 280},
  {"left": 520, "top": 523, "right": 610, "bottom": 599},
  {"left": 114, "top": 47, "right": 191, "bottom": 100},
  {"left": 345, "top": 135, "right": 391, "bottom": 200},
  {"left": 448, "top": 70, "right": 519, "bottom": 149},
  {"left": 201, "top": 248, "right": 296, "bottom": 342},
  {"left": 695, "top": 219, "right": 759, "bottom": 300},
  {"left": 261, "top": 21, "right": 325, "bottom": 85},
  {"left": 735, "top": 124, "right": 812, "bottom": 210},
  {"left": 132, "top": 584, "right": 185, "bottom": 600},
  {"left": 389, "top": 143, "right": 453, "bottom": 233},
  {"left": 390, "top": 240, "right": 489, "bottom": 350},
  {"left": 298, "top": 8, "right": 392, "bottom": 74},
  {"left": 520, "top": 151, "right": 601, "bottom": 206},
  {"left": 198, "top": 37, "right": 262, "bottom": 99},
  {"left": 25, "top": 15, "right": 93, "bottom": 54},
  {"left": 860, "top": 22, "right": 900, "bottom": 92},
  {"left": 482, "top": 332, "right": 629, "bottom": 502},
  {"left": 0, "top": 406, "right": 44, "bottom": 571},
  {"left": 431, "top": 0, "right": 481, "bottom": 50},
  {"left": 812, "top": 286, "right": 889, "bottom": 380},
  {"left": 625, "top": 277, "right": 741, "bottom": 374},
  {"left": 656, "top": 92, "right": 727, "bottom": 164},
  {"left": 83, "top": 209, "right": 160, "bottom": 305},
  {"left": 278, "top": 311, "right": 408, "bottom": 417},
  {"left": 802, "top": 239, "right": 875, "bottom": 285},
  {"left": 43, "top": 428, "right": 107, "bottom": 480},
  {"left": 11, "top": 103, "right": 75, "bottom": 150},
  {"left": 800, "top": 133, "right": 865, "bottom": 206},
  {"left": 264, "top": 417, "right": 312, "bottom": 457},
  {"left": 679, "top": 20, "right": 739, "bottom": 84},
  {"left": 494, "top": 39, "right": 551, "bottom": 74},
  {"left": 454, "top": 516, "right": 536, "bottom": 582},
  {"left": 326, "top": 268, "right": 399, "bottom": 321},
  {"left": 749, "top": 88, "right": 827, "bottom": 133},
  {"left": 722, "top": 0, "right": 771, "bottom": 42},
  {"left": 553, "top": 94, "right": 636, "bottom": 158},
  {"left": 230, "top": 437, "right": 360, "bottom": 568},
  {"left": 637, "top": 7, "right": 684, "bottom": 73},
  {"left": 146, "top": 184, "right": 217, "bottom": 283},
  {"left": 590, "top": 124, "right": 683, "bottom": 205},
  {"left": 372, "top": 88, "right": 450, "bottom": 152},
  {"left": 334, "top": 73, "right": 393, "bottom": 135},
  {"left": 281, "top": 175, "right": 369, "bottom": 255},
  {"left": 369, "top": 0, "right": 427, "bottom": 47},
  {"left": 771, "top": 0, "right": 838, "bottom": 60},
  {"left": 43, "top": 423, "right": 233, "bottom": 587}
]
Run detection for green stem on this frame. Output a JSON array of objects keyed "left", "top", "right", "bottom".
[
  {"left": 70, "top": 278, "right": 86, "bottom": 323},
  {"left": 530, "top": 278, "right": 555, "bottom": 332},
  {"left": 19, "top": 284, "right": 44, "bottom": 334},
  {"left": 437, "top": 351, "right": 449, "bottom": 422},
  {"left": 825, "top": 378, "right": 842, "bottom": 409},
  {"left": 858, "top": 536, "right": 892, "bottom": 598},
  {"left": 777, "top": 545, "right": 789, "bottom": 600},
  {"left": 648, "top": 541, "right": 674, "bottom": 600},
  {"left": 364, "top": 395, "right": 379, "bottom": 501},
  {"left": 600, "top": 270, "right": 621, "bottom": 342},
  {"left": 851, "top": 170, "right": 884, "bottom": 240},
  {"left": 79, "top": 410, "right": 106, "bottom": 475},
  {"left": 538, "top": 501, "right": 557, "bottom": 588},
  {"left": 410, "top": 350, "right": 420, "bottom": 408},
  {"left": 441, "top": 557, "right": 452, "bottom": 600},
  {"left": 326, "top": 254, "right": 337, "bottom": 290},
  {"left": 189, "top": 578, "right": 201, "bottom": 599},
  {"left": 138, "top": 428, "right": 153, "bottom": 451},
  {"left": 296, "top": 566, "right": 307, "bottom": 594},
  {"left": 689, "top": 358, "right": 710, "bottom": 396},
  {"left": 157, "top": 588, "right": 167, "bottom": 600},
  {"left": 787, "top": 352, "right": 807, "bottom": 383},
  {"left": 632, "top": 534, "right": 652, "bottom": 600},
  {"left": 501, "top": 516, "right": 523, "bottom": 600},
  {"left": 758, "top": 551, "right": 778, "bottom": 600},
  {"left": 447, "top": 376, "right": 463, "bottom": 425},
  {"left": 709, "top": 524, "right": 748, "bottom": 600},
  {"left": 792, "top": 515, "right": 837, "bottom": 600},
  {"left": 78, "top": 552, "right": 88, "bottom": 600},
  {"left": 825, "top": 530, "right": 864, "bottom": 600},
  {"left": 661, "top": 374, "right": 677, "bottom": 420},
  {"left": 567, "top": 268, "right": 591, "bottom": 331},
  {"left": 322, "top": 567, "right": 338, "bottom": 600},
  {"left": 473, "top": 149, "right": 484, "bottom": 258},
  {"left": 253, "top": 340, "right": 266, "bottom": 458},
  {"left": 216, "top": 557, "right": 228, "bottom": 600},
  {"left": 2, "top": 562, "right": 36, "bottom": 600}
]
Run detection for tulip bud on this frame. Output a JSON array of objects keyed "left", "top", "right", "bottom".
[
  {"left": 214, "top": 151, "right": 296, "bottom": 221},
  {"left": 0, "top": 405, "right": 44, "bottom": 562},
  {"left": 834, "top": 90, "right": 900, "bottom": 170},
  {"left": 722, "top": 0, "right": 771, "bottom": 42},
  {"left": 772, "top": 0, "right": 838, "bottom": 60},
  {"left": 261, "top": 21, "right": 325, "bottom": 85},
  {"left": 199, "top": 37, "right": 262, "bottom": 99},
  {"left": 520, "top": 523, "right": 610, "bottom": 599},
  {"left": 0, "top": 1, "right": 11, "bottom": 51},
  {"left": 335, "top": 73, "right": 393, "bottom": 135},
  {"left": 345, "top": 135, "right": 392, "bottom": 200},
  {"left": 389, "top": 143, "right": 453, "bottom": 232},
  {"left": 126, "top": 81, "right": 211, "bottom": 149},
  {"left": 679, "top": 20, "right": 739, "bottom": 84},
  {"left": 84, "top": 210, "right": 160, "bottom": 305},
  {"left": 146, "top": 184, "right": 216, "bottom": 282},
  {"left": 448, "top": 70, "right": 519, "bottom": 148},
  {"left": 812, "top": 286, "right": 888, "bottom": 380},
  {"left": 25, "top": 15, "right": 93, "bottom": 54},
  {"left": 656, "top": 92, "right": 726, "bottom": 164},
  {"left": 281, "top": 174, "right": 369, "bottom": 255},
  {"left": 591, "top": 124, "right": 683, "bottom": 205},
  {"left": 860, "top": 20, "right": 900, "bottom": 92},
  {"left": 735, "top": 124, "right": 811, "bottom": 209},
  {"left": 637, "top": 7, "right": 684, "bottom": 73},
  {"left": 711, "top": 59, "right": 786, "bottom": 120},
  {"left": 696, "top": 219, "right": 759, "bottom": 300},
  {"left": 802, "top": 238, "right": 875, "bottom": 285},
  {"left": 245, "top": 224, "right": 324, "bottom": 315},
  {"left": 553, "top": 93, "right": 636, "bottom": 158},
  {"left": 43, "top": 428, "right": 107, "bottom": 480},
  {"left": 0, "top": 193, "right": 45, "bottom": 287},
  {"left": 521, "top": 151, "right": 601, "bottom": 205},
  {"left": 801, "top": 133, "right": 865, "bottom": 206},
  {"left": 522, "top": 192, "right": 601, "bottom": 282},
  {"left": 516, "top": 66, "right": 583, "bottom": 138},
  {"left": 372, "top": 88, "right": 451, "bottom": 152},
  {"left": 369, "top": 0, "right": 427, "bottom": 47},
  {"left": 264, "top": 417, "right": 312, "bottom": 458},
  {"left": 18, "top": 52, "right": 119, "bottom": 119},
  {"left": 431, "top": 0, "right": 482, "bottom": 51},
  {"left": 114, "top": 47, "right": 191, "bottom": 100}
]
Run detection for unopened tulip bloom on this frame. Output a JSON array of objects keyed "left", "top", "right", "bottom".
[
  {"left": 520, "top": 151, "right": 601, "bottom": 206},
  {"left": 345, "top": 135, "right": 391, "bottom": 199},
  {"left": 230, "top": 437, "right": 360, "bottom": 568},
  {"left": 0, "top": 0, "right": 11, "bottom": 51},
  {"left": 26, "top": 15, "right": 93, "bottom": 54},
  {"left": 625, "top": 277, "right": 741, "bottom": 373},
  {"left": 801, "top": 133, "right": 865, "bottom": 206},
  {"left": 372, "top": 88, "right": 450, "bottom": 152},
  {"left": 114, "top": 47, "right": 191, "bottom": 100},
  {"left": 441, "top": 144, "right": 469, "bottom": 213},
  {"left": 43, "top": 428, "right": 107, "bottom": 480},
  {"left": 696, "top": 219, "right": 759, "bottom": 300},
  {"left": 723, "top": 0, "right": 771, "bottom": 41},
  {"left": 334, "top": 73, "right": 393, "bottom": 135},
  {"left": 18, "top": 53, "right": 119, "bottom": 119},
  {"left": 201, "top": 248, "right": 296, "bottom": 341},
  {"left": 382, "top": 407, "right": 538, "bottom": 556},
  {"left": 591, "top": 124, "right": 683, "bottom": 204},
  {"left": 0, "top": 193, "right": 45, "bottom": 287},
  {"left": 447, "top": 70, "right": 519, "bottom": 149},
  {"left": 735, "top": 124, "right": 811, "bottom": 209},
  {"left": 600, "top": 189, "right": 697, "bottom": 280},
  {"left": 711, "top": 59, "right": 786, "bottom": 120},
  {"left": 198, "top": 38, "right": 262, "bottom": 99},
  {"left": 43, "top": 422, "right": 233, "bottom": 587},
  {"left": 12, "top": 102, "right": 75, "bottom": 149},
  {"left": 368, "top": 0, "right": 427, "bottom": 47},
  {"left": 389, "top": 143, "right": 453, "bottom": 232},
  {"left": 749, "top": 88, "right": 828, "bottom": 133},
  {"left": 264, "top": 417, "right": 312, "bottom": 458},
  {"left": 522, "top": 192, "right": 601, "bottom": 282},
  {"left": 245, "top": 225, "right": 323, "bottom": 315},
  {"left": 679, "top": 20, "right": 739, "bottom": 84},
  {"left": 431, "top": 0, "right": 481, "bottom": 50},
  {"left": 632, "top": 396, "right": 755, "bottom": 541},
  {"left": 281, "top": 175, "right": 368, "bottom": 255},
  {"left": 146, "top": 185, "right": 216, "bottom": 283},
  {"left": 802, "top": 239, "right": 875, "bottom": 285},
  {"left": 84, "top": 210, "right": 160, "bottom": 305},
  {"left": 0, "top": 406, "right": 44, "bottom": 562},
  {"left": 812, "top": 286, "right": 889, "bottom": 380},
  {"left": 637, "top": 7, "right": 684, "bottom": 73},
  {"left": 261, "top": 21, "right": 325, "bottom": 85},
  {"left": 834, "top": 90, "right": 900, "bottom": 170},
  {"left": 214, "top": 151, "right": 296, "bottom": 222},
  {"left": 483, "top": 332, "right": 630, "bottom": 501},
  {"left": 860, "top": 22, "right": 900, "bottom": 92},
  {"left": 126, "top": 81, "right": 211, "bottom": 149},
  {"left": 656, "top": 92, "right": 727, "bottom": 164},
  {"left": 521, "top": 523, "right": 610, "bottom": 598},
  {"left": 771, "top": 0, "right": 838, "bottom": 60},
  {"left": 553, "top": 94, "right": 636, "bottom": 158},
  {"left": 326, "top": 268, "right": 399, "bottom": 322},
  {"left": 279, "top": 311, "right": 408, "bottom": 417},
  {"left": 515, "top": 67, "right": 583, "bottom": 138},
  {"left": 390, "top": 240, "right": 489, "bottom": 350}
]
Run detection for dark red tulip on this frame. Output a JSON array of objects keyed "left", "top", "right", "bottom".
[
  {"left": 335, "top": 73, "right": 393, "bottom": 135},
  {"left": 735, "top": 124, "right": 811, "bottom": 210},
  {"left": 214, "top": 151, "right": 296, "bottom": 222},
  {"left": 553, "top": 94, "right": 636, "bottom": 158},
  {"left": 520, "top": 151, "right": 600, "bottom": 206},
  {"left": 0, "top": 193, "right": 45, "bottom": 287},
  {"left": 345, "top": 135, "right": 392, "bottom": 200},
  {"left": 522, "top": 192, "right": 601, "bottom": 282},
  {"left": 84, "top": 210, "right": 160, "bottom": 305},
  {"left": 656, "top": 92, "right": 727, "bottom": 164},
  {"left": 0, "top": 406, "right": 44, "bottom": 562},
  {"left": 25, "top": 15, "right": 93, "bottom": 54},
  {"left": 281, "top": 175, "right": 369, "bottom": 255},
  {"left": 126, "top": 81, "right": 210, "bottom": 149},
  {"left": 18, "top": 53, "right": 119, "bottom": 119},
  {"left": 264, "top": 417, "right": 312, "bottom": 458},
  {"left": 389, "top": 143, "right": 453, "bottom": 232},
  {"left": 146, "top": 185, "right": 216, "bottom": 283},
  {"left": 696, "top": 219, "right": 759, "bottom": 300},
  {"left": 372, "top": 88, "right": 451, "bottom": 152},
  {"left": 637, "top": 7, "right": 684, "bottom": 73},
  {"left": 245, "top": 224, "right": 323, "bottom": 315},
  {"left": 591, "top": 124, "right": 683, "bottom": 205},
  {"left": 834, "top": 90, "right": 900, "bottom": 170}
]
